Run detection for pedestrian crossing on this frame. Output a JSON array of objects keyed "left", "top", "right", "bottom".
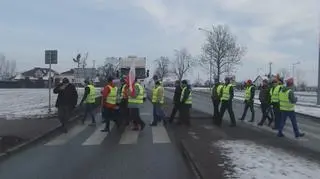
[{"left": 44, "top": 121, "right": 172, "bottom": 146}]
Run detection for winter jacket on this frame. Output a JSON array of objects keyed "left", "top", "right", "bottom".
[
  {"left": 173, "top": 85, "right": 182, "bottom": 104},
  {"left": 53, "top": 83, "right": 78, "bottom": 108},
  {"left": 259, "top": 85, "right": 270, "bottom": 104}
]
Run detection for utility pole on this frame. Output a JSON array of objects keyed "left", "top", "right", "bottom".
[{"left": 317, "top": 32, "right": 320, "bottom": 104}]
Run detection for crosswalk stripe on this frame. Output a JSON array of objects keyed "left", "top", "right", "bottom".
[
  {"left": 44, "top": 125, "right": 87, "bottom": 146},
  {"left": 119, "top": 127, "right": 140, "bottom": 144},
  {"left": 152, "top": 125, "right": 171, "bottom": 143},
  {"left": 82, "top": 122, "right": 115, "bottom": 146}
]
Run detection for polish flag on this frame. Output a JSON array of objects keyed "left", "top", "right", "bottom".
[{"left": 128, "top": 60, "right": 136, "bottom": 97}]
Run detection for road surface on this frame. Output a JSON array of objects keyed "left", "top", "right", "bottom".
[
  {"left": 165, "top": 88, "right": 320, "bottom": 153},
  {"left": 0, "top": 100, "right": 193, "bottom": 179}
]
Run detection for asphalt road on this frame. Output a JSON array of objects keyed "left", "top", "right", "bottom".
[
  {"left": 0, "top": 100, "right": 194, "bottom": 179},
  {"left": 164, "top": 89, "right": 320, "bottom": 153}
]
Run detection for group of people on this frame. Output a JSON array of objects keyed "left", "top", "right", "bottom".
[
  {"left": 53, "top": 76, "right": 147, "bottom": 133},
  {"left": 150, "top": 79, "right": 192, "bottom": 127},
  {"left": 210, "top": 76, "right": 305, "bottom": 138}
]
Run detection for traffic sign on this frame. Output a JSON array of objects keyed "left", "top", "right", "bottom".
[{"left": 45, "top": 50, "right": 58, "bottom": 64}]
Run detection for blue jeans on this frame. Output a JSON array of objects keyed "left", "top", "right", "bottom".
[
  {"left": 152, "top": 104, "right": 165, "bottom": 124},
  {"left": 278, "top": 111, "right": 300, "bottom": 137}
]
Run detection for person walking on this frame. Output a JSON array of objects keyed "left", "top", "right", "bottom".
[
  {"left": 79, "top": 80, "right": 96, "bottom": 126},
  {"left": 169, "top": 80, "right": 182, "bottom": 124},
  {"left": 53, "top": 78, "right": 78, "bottom": 133},
  {"left": 179, "top": 80, "right": 192, "bottom": 126},
  {"left": 270, "top": 78, "right": 283, "bottom": 130},
  {"left": 127, "top": 78, "right": 146, "bottom": 131},
  {"left": 150, "top": 80, "right": 166, "bottom": 126},
  {"left": 218, "top": 77, "right": 236, "bottom": 127},
  {"left": 119, "top": 77, "right": 129, "bottom": 126},
  {"left": 239, "top": 80, "right": 255, "bottom": 122},
  {"left": 101, "top": 77, "right": 119, "bottom": 132},
  {"left": 277, "top": 78, "right": 305, "bottom": 138},
  {"left": 211, "top": 78, "right": 223, "bottom": 125},
  {"left": 258, "top": 79, "right": 273, "bottom": 126}
]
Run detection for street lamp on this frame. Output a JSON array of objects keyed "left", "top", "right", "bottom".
[
  {"left": 292, "top": 61, "right": 300, "bottom": 86},
  {"left": 198, "top": 27, "right": 214, "bottom": 89}
]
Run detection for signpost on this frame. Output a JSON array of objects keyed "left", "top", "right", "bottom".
[{"left": 45, "top": 50, "right": 58, "bottom": 112}]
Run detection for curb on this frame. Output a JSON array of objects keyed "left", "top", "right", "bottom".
[
  {"left": 0, "top": 113, "right": 82, "bottom": 161},
  {"left": 179, "top": 139, "right": 203, "bottom": 179}
]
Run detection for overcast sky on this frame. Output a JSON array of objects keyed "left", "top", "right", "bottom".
[{"left": 0, "top": 0, "right": 318, "bottom": 85}]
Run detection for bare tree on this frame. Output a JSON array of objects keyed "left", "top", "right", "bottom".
[
  {"left": 171, "top": 48, "right": 195, "bottom": 81},
  {"left": 295, "top": 69, "right": 305, "bottom": 86},
  {"left": 97, "top": 57, "right": 120, "bottom": 81},
  {"left": 154, "top": 56, "right": 170, "bottom": 80},
  {"left": 9, "top": 60, "right": 16, "bottom": 77},
  {"left": 200, "top": 25, "right": 246, "bottom": 81}
]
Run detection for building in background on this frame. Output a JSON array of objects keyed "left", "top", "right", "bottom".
[{"left": 57, "top": 68, "right": 99, "bottom": 86}]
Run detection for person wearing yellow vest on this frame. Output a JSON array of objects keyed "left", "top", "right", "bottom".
[
  {"left": 217, "top": 77, "right": 236, "bottom": 127},
  {"left": 101, "top": 77, "right": 120, "bottom": 132},
  {"left": 127, "top": 78, "right": 146, "bottom": 131},
  {"left": 211, "top": 78, "right": 223, "bottom": 125},
  {"left": 119, "top": 77, "right": 130, "bottom": 126},
  {"left": 270, "top": 78, "right": 283, "bottom": 130},
  {"left": 277, "top": 78, "right": 304, "bottom": 138},
  {"left": 178, "top": 80, "right": 192, "bottom": 126},
  {"left": 150, "top": 80, "right": 166, "bottom": 126},
  {"left": 80, "top": 80, "right": 96, "bottom": 125},
  {"left": 239, "top": 79, "right": 255, "bottom": 122}
]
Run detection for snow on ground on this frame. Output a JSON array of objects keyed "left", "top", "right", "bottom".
[
  {"left": 0, "top": 88, "right": 101, "bottom": 120},
  {"left": 214, "top": 140, "right": 320, "bottom": 179}
]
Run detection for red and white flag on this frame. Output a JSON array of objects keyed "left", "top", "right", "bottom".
[{"left": 128, "top": 60, "right": 136, "bottom": 97}]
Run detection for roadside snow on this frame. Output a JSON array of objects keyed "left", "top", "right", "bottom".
[
  {"left": 214, "top": 140, "right": 320, "bottom": 179},
  {"left": 0, "top": 88, "right": 101, "bottom": 120}
]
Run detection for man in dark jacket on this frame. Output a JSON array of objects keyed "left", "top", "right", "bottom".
[
  {"left": 53, "top": 78, "right": 78, "bottom": 133},
  {"left": 258, "top": 79, "right": 273, "bottom": 126},
  {"left": 239, "top": 80, "right": 255, "bottom": 122},
  {"left": 169, "top": 80, "right": 182, "bottom": 124}
]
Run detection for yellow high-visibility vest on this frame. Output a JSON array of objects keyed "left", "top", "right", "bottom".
[
  {"left": 279, "top": 89, "right": 295, "bottom": 111},
  {"left": 180, "top": 87, "right": 192, "bottom": 104},
  {"left": 152, "top": 86, "right": 164, "bottom": 104},
  {"left": 217, "top": 84, "right": 223, "bottom": 97},
  {"left": 128, "top": 83, "right": 144, "bottom": 104},
  {"left": 85, "top": 84, "right": 96, "bottom": 104},
  {"left": 106, "top": 85, "right": 118, "bottom": 104},
  {"left": 245, "top": 86, "right": 253, "bottom": 100},
  {"left": 270, "top": 85, "right": 282, "bottom": 103},
  {"left": 221, "top": 84, "right": 232, "bottom": 101}
]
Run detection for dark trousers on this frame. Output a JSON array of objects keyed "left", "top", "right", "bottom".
[
  {"left": 58, "top": 106, "right": 72, "bottom": 129},
  {"left": 240, "top": 100, "right": 255, "bottom": 121},
  {"left": 278, "top": 111, "right": 301, "bottom": 137},
  {"left": 83, "top": 103, "right": 95, "bottom": 123},
  {"left": 259, "top": 103, "right": 273, "bottom": 125},
  {"left": 169, "top": 104, "right": 179, "bottom": 122},
  {"left": 212, "top": 99, "right": 220, "bottom": 123},
  {"left": 120, "top": 99, "right": 129, "bottom": 125},
  {"left": 129, "top": 108, "right": 145, "bottom": 127},
  {"left": 218, "top": 100, "right": 236, "bottom": 126},
  {"left": 271, "top": 102, "right": 281, "bottom": 129},
  {"left": 179, "top": 104, "right": 191, "bottom": 126},
  {"left": 102, "top": 107, "right": 119, "bottom": 130}
]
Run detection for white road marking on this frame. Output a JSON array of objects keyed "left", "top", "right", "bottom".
[
  {"left": 44, "top": 125, "right": 87, "bottom": 146},
  {"left": 82, "top": 122, "right": 115, "bottom": 146},
  {"left": 119, "top": 127, "right": 140, "bottom": 144},
  {"left": 152, "top": 125, "right": 171, "bottom": 143}
]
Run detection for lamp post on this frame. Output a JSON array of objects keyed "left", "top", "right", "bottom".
[
  {"left": 198, "top": 27, "right": 214, "bottom": 89},
  {"left": 317, "top": 30, "right": 320, "bottom": 104}
]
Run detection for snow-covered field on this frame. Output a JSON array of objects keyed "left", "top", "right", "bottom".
[
  {"left": 215, "top": 140, "right": 320, "bottom": 179},
  {"left": 0, "top": 88, "right": 102, "bottom": 120}
]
